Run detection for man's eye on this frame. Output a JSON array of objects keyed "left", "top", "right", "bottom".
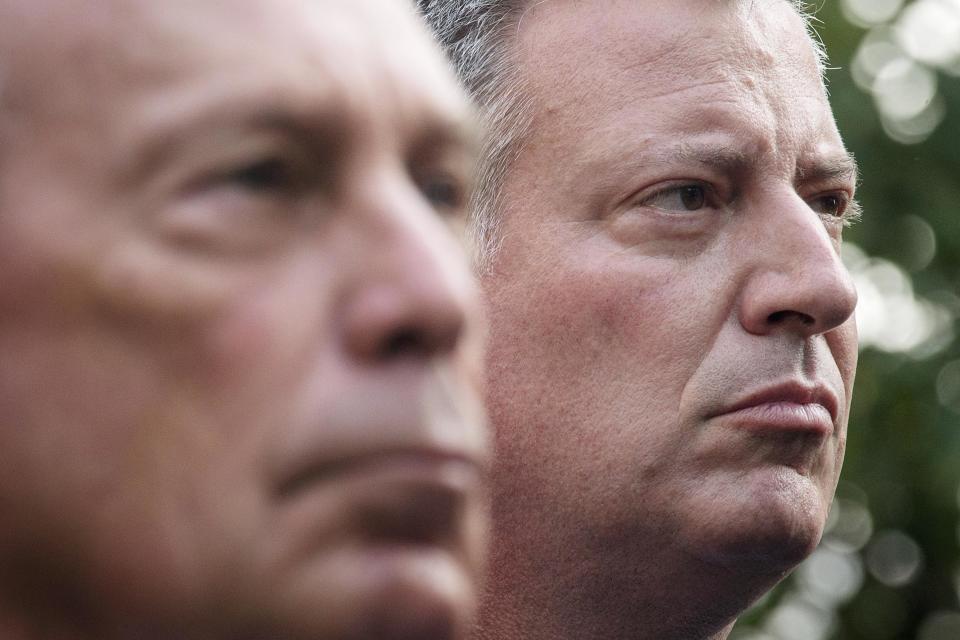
[
  {"left": 641, "top": 184, "right": 709, "bottom": 212},
  {"left": 808, "top": 193, "right": 848, "bottom": 217},
  {"left": 418, "top": 173, "right": 465, "bottom": 212},
  {"left": 222, "top": 158, "right": 298, "bottom": 192}
]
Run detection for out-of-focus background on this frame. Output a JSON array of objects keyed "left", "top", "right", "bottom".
[{"left": 732, "top": 1, "right": 960, "bottom": 638}]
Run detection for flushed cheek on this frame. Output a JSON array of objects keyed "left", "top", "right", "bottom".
[
  {"left": 489, "top": 257, "right": 712, "bottom": 461},
  {"left": 565, "top": 259, "right": 719, "bottom": 374},
  {"left": 202, "top": 293, "right": 309, "bottom": 389},
  {"left": 198, "top": 265, "right": 341, "bottom": 402}
]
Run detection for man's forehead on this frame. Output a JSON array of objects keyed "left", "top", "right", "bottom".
[
  {"left": 0, "top": 0, "right": 472, "bottom": 145},
  {"left": 502, "top": 0, "right": 850, "bottom": 202},
  {"left": 512, "top": 0, "right": 828, "bottom": 140},
  {"left": 517, "top": 0, "right": 814, "bottom": 77}
]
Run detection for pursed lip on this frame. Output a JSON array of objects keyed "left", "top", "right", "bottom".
[
  {"left": 275, "top": 446, "right": 486, "bottom": 501},
  {"left": 272, "top": 446, "right": 487, "bottom": 548},
  {"left": 710, "top": 380, "right": 840, "bottom": 437}
]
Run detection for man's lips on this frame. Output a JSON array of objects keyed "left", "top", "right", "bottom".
[
  {"left": 274, "top": 448, "right": 486, "bottom": 547},
  {"left": 710, "top": 381, "right": 839, "bottom": 436},
  {"left": 276, "top": 448, "right": 485, "bottom": 500}
]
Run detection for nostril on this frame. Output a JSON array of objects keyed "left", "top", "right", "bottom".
[
  {"left": 378, "top": 327, "right": 429, "bottom": 360},
  {"left": 768, "top": 310, "right": 815, "bottom": 326}
]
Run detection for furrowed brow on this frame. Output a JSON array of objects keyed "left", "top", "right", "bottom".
[
  {"left": 124, "top": 95, "right": 355, "bottom": 187},
  {"left": 674, "top": 142, "right": 751, "bottom": 173},
  {"left": 411, "top": 115, "right": 479, "bottom": 158},
  {"left": 797, "top": 152, "right": 860, "bottom": 188}
]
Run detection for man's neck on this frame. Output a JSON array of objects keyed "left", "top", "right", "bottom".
[
  {"left": 472, "top": 529, "right": 783, "bottom": 640},
  {"left": 0, "top": 598, "right": 209, "bottom": 640},
  {"left": 0, "top": 608, "right": 90, "bottom": 640}
]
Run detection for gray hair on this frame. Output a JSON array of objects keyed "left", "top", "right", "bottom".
[
  {"left": 416, "top": 0, "right": 829, "bottom": 269},
  {"left": 415, "top": 0, "right": 533, "bottom": 269}
]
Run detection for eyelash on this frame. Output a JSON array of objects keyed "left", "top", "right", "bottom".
[
  {"left": 635, "top": 181, "right": 724, "bottom": 213},
  {"left": 209, "top": 154, "right": 469, "bottom": 214},
  {"left": 412, "top": 169, "right": 467, "bottom": 214},
  {"left": 219, "top": 156, "right": 306, "bottom": 194},
  {"left": 634, "top": 181, "right": 862, "bottom": 227},
  {"left": 809, "top": 192, "right": 862, "bottom": 227}
]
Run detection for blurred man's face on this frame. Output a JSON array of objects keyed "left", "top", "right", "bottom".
[
  {"left": 0, "top": 0, "right": 487, "bottom": 638},
  {"left": 485, "top": 0, "right": 858, "bottom": 581}
]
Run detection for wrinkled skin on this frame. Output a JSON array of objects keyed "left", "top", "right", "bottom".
[
  {"left": 478, "top": 1, "right": 859, "bottom": 638},
  {"left": 0, "top": 1, "right": 488, "bottom": 639}
]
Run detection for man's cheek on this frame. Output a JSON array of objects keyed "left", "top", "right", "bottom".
[
  {"left": 201, "top": 284, "right": 325, "bottom": 395},
  {"left": 564, "top": 258, "right": 698, "bottom": 353},
  {"left": 94, "top": 240, "right": 259, "bottom": 322},
  {"left": 86, "top": 242, "right": 297, "bottom": 399}
]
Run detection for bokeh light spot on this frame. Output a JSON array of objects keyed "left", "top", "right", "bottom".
[
  {"left": 866, "top": 530, "right": 925, "bottom": 587},
  {"left": 895, "top": 214, "right": 938, "bottom": 272},
  {"left": 896, "top": 0, "right": 960, "bottom": 67},
  {"left": 797, "top": 547, "right": 865, "bottom": 606},
  {"left": 845, "top": 243, "right": 955, "bottom": 357},
  {"left": 918, "top": 611, "right": 960, "bottom": 640},
  {"left": 852, "top": 28, "right": 905, "bottom": 91},
  {"left": 824, "top": 498, "right": 875, "bottom": 552},
  {"left": 842, "top": 0, "right": 905, "bottom": 27},
  {"left": 873, "top": 57, "right": 938, "bottom": 121},
  {"left": 936, "top": 360, "right": 960, "bottom": 412},
  {"left": 764, "top": 595, "right": 836, "bottom": 640},
  {"left": 880, "top": 94, "right": 947, "bottom": 144}
]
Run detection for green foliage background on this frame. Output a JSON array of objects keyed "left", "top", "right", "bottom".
[{"left": 734, "top": 2, "right": 960, "bottom": 639}]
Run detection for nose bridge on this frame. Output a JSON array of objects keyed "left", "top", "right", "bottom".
[
  {"left": 738, "top": 189, "right": 857, "bottom": 337},
  {"left": 338, "top": 165, "right": 473, "bottom": 364}
]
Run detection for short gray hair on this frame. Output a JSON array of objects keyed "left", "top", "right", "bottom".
[
  {"left": 416, "top": 0, "right": 533, "bottom": 269},
  {"left": 416, "top": 0, "right": 829, "bottom": 269}
]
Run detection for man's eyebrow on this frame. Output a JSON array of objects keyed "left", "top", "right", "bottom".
[
  {"left": 797, "top": 152, "right": 860, "bottom": 187},
  {"left": 231, "top": 103, "right": 355, "bottom": 143},
  {"left": 405, "top": 97, "right": 480, "bottom": 152},
  {"left": 579, "top": 140, "right": 753, "bottom": 197},
  {"left": 124, "top": 96, "right": 358, "bottom": 182},
  {"left": 642, "top": 142, "right": 860, "bottom": 188},
  {"left": 674, "top": 142, "right": 751, "bottom": 171},
  {"left": 619, "top": 141, "right": 753, "bottom": 174}
]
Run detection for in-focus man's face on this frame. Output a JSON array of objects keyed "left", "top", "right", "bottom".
[
  {"left": 486, "top": 0, "right": 858, "bottom": 573},
  {"left": 0, "top": 0, "right": 487, "bottom": 637}
]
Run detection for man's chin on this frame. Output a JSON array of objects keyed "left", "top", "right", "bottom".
[
  {"left": 684, "top": 465, "right": 829, "bottom": 573},
  {"left": 251, "top": 545, "right": 479, "bottom": 640},
  {"left": 348, "top": 546, "right": 479, "bottom": 640}
]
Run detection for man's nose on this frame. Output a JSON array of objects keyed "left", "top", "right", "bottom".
[
  {"left": 737, "top": 194, "right": 858, "bottom": 338},
  {"left": 339, "top": 181, "right": 473, "bottom": 364}
]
